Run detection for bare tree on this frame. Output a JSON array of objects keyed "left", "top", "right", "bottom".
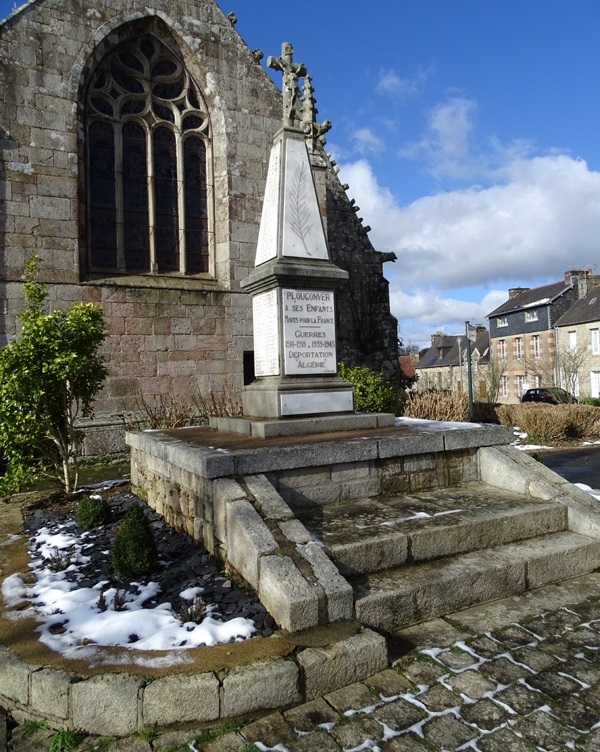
[
  {"left": 556, "top": 341, "right": 589, "bottom": 398},
  {"left": 483, "top": 359, "right": 507, "bottom": 403}
]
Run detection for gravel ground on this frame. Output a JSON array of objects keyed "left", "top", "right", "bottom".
[{"left": 21, "top": 482, "right": 274, "bottom": 640}]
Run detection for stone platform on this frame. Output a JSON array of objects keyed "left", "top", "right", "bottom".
[{"left": 4, "top": 418, "right": 600, "bottom": 739}]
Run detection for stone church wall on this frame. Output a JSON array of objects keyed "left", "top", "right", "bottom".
[{"left": 0, "top": 0, "right": 398, "bottom": 454}]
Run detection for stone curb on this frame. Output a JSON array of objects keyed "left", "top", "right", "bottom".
[{"left": 0, "top": 628, "right": 386, "bottom": 737}]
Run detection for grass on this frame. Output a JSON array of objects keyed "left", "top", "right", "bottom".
[
  {"left": 49, "top": 728, "right": 82, "bottom": 752},
  {"left": 20, "top": 719, "right": 49, "bottom": 738}
]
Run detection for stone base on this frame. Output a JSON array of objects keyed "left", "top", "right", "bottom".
[
  {"left": 242, "top": 375, "right": 354, "bottom": 419},
  {"left": 210, "top": 412, "right": 396, "bottom": 439}
]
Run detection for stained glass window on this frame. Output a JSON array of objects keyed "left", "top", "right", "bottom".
[{"left": 85, "top": 33, "right": 210, "bottom": 275}]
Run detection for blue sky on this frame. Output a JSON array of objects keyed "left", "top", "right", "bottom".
[{"left": 3, "top": 0, "right": 600, "bottom": 346}]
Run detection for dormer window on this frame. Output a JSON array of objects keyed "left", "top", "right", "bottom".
[
  {"left": 525, "top": 310, "right": 538, "bottom": 322},
  {"left": 497, "top": 316, "right": 508, "bottom": 327}
]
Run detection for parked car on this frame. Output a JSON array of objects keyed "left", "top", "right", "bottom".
[{"left": 521, "top": 388, "right": 577, "bottom": 404}]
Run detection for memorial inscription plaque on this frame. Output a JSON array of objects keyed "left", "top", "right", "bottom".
[
  {"left": 283, "top": 288, "right": 336, "bottom": 375},
  {"left": 253, "top": 289, "right": 280, "bottom": 376}
]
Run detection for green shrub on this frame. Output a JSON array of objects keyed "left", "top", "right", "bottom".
[
  {"left": 75, "top": 495, "right": 111, "bottom": 529},
  {"left": 111, "top": 504, "right": 159, "bottom": 579},
  {"left": 0, "top": 255, "right": 107, "bottom": 494},
  {"left": 404, "top": 389, "right": 469, "bottom": 422},
  {"left": 580, "top": 397, "right": 600, "bottom": 407},
  {"left": 338, "top": 363, "right": 404, "bottom": 415}
]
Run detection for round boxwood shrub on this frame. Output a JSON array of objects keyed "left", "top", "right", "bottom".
[
  {"left": 75, "top": 495, "right": 111, "bottom": 529},
  {"left": 111, "top": 504, "right": 159, "bottom": 579}
]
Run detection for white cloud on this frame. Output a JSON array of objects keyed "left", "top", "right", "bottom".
[
  {"left": 339, "top": 150, "right": 600, "bottom": 347},
  {"left": 350, "top": 127, "right": 385, "bottom": 155},
  {"left": 392, "top": 288, "right": 507, "bottom": 347},
  {"left": 376, "top": 67, "right": 430, "bottom": 98},
  {"left": 340, "top": 154, "right": 600, "bottom": 291},
  {"left": 400, "top": 96, "right": 485, "bottom": 179}
]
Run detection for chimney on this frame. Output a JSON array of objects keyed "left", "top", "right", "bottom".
[
  {"left": 476, "top": 325, "right": 487, "bottom": 334},
  {"left": 508, "top": 287, "right": 529, "bottom": 299}
]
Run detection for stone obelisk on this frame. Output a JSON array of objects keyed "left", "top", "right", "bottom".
[{"left": 240, "top": 43, "right": 354, "bottom": 421}]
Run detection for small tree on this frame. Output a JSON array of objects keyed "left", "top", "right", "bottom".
[
  {"left": 0, "top": 256, "right": 108, "bottom": 494},
  {"left": 556, "top": 342, "right": 589, "bottom": 399},
  {"left": 483, "top": 358, "right": 507, "bottom": 404}
]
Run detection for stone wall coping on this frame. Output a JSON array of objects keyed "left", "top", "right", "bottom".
[
  {"left": 0, "top": 628, "right": 387, "bottom": 737},
  {"left": 126, "top": 422, "right": 511, "bottom": 479}
]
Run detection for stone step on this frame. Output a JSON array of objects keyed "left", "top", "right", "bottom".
[
  {"left": 297, "top": 484, "right": 567, "bottom": 576},
  {"left": 353, "top": 530, "right": 600, "bottom": 632}
]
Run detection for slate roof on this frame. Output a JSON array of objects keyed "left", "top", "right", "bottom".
[
  {"left": 487, "top": 281, "right": 570, "bottom": 318},
  {"left": 416, "top": 330, "right": 490, "bottom": 370},
  {"left": 554, "top": 287, "right": 600, "bottom": 327}
]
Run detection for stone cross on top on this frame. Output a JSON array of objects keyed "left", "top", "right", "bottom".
[{"left": 267, "top": 42, "right": 307, "bottom": 128}]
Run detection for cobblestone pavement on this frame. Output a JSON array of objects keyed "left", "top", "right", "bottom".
[{"left": 6, "top": 574, "right": 600, "bottom": 751}]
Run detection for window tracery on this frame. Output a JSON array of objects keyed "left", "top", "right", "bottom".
[{"left": 86, "top": 34, "right": 210, "bottom": 275}]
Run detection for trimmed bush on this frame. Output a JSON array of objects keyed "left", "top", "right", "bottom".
[
  {"left": 339, "top": 362, "right": 405, "bottom": 415},
  {"left": 404, "top": 389, "right": 469, "bottom": 422},
  {"left": 75, "top": 495, "right": 111, "bottom": 529},
  {"left": 111, "top": 504, "right": 159, "bottom": 579},
  {"left": 497, "top": 403, "right": 600, "bottom": 443}
]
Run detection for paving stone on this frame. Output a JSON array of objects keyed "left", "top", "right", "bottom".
[
  {"left": 153, "top": 729, "right": 197, "bottom": 750},
  {"left": 203, "top": 733, "right": 247, "bottom": 752},
  {"left": 549, "top": 694, "right": 600, "bottom": 732},
  {"left": 480, "top": 656, "right": 532, "bottom": 684},
  {"left": 242, "top": 712, "right": 296, "bottom": 747},
  {"left": 579, "top": 728, "right": 600, "bottom": 751},
  {"left": 365, "top": 669, "right": 414, "bottom": 698},
  {"left": 538, "top": 638, "right": 578, "bottom": 660},
  {"left": 493, "top": 682, "right": 549, "bottom": 715},
  {"left": 523, "top": 615, "right": 564, "bottom": 639},
  {"left": 287, "top": 730, "right": 342, "bottom": 751},
  {"left": 460, "top": 697, "right": 510, "bottom": 731},
  {"left": 492, "top": 624, "right": 538, "bottom": 648},
  {"left": 477, "top": 727, "right": 537, "bottom": 752},
  {"left": 417, "top": 684, "right": 460, "bottom": 712},
  {"left": 559, "top": 660, "right": 600, "bottom": 688},
  {"left": 567, "top": 629, "right": 600, "bottom": 649},
  {"left": 526, "top": 669, "right": 584, "bottom": 699},
  {"left": 330, "top": 715, "right": 383, "bottom": 748},
  {"left": 512, "top": 708, "right": 578, "bottom": 750},
  {"left": 466, "top": 635, "right": 504, "bottom": 660},
  {"left": 284, "top": 698, "right": 340, "bottom": 733},
  {"left": 421, "top": 715, "right": 477, "bottom": 750},
  {"left": 399, "top": 656, "right": 449, "bottom": 685},
  {"left": 371, "top": 697, "right": 427, "bottom": 733},
  {"left": 383, "top": 734, "right": 434, "bottom": 750},
  {"left": 324, "top": 682, "right": 379, "bottom": 714},
  {"left": 544, "top": 608, "right": 586, "bottom": 632},
  {"left": 436, "top": 647, "right": 479, "bottom": 670},
  {"left": 444, "top": 669, "right": 496, "bottom": 700},
  {"left": 510, "top": 645, "right": 560, "bottom": 672}
]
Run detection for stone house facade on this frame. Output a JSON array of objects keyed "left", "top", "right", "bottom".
[
  {"left": 0, "top": 0, "right": 398, "bottom": 453},
  {"left": 554, "top": 287, "right": 600, "bottom": 398},
  {"left": 487, "top": 270, "right": 599, "bottom": 403},
  {"left": 414, "top": 328, "right": 490, "bottom": 401}
]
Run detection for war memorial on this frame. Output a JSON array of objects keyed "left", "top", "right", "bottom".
[{"left": 3, "top": 1, "right": 600, "bottom": 747}]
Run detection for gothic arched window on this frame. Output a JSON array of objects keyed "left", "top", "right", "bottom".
[{"left": 85, "top": 34, "right": 210, "bottom": 275}]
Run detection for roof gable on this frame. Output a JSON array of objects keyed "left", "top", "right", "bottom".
[{"left": 488, "top": 281, "right": 571, "bottom": 318}]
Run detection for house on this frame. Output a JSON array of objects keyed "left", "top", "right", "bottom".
[
  {"left": 414, "top": 327, "right": 490, "bottom": 400},
  {"left": 487, "top": 269, "right": 599, "bottom": 403},
  {"left": 554, "top": 286, "right": 600, "bottom": 398},
  {"left": 0, "top": 0, "right": 398, "bottom": 453}
]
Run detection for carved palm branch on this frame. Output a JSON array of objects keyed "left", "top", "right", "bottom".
[{"left": 289, "top": 162, "right": 313, "bottom": 255}]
